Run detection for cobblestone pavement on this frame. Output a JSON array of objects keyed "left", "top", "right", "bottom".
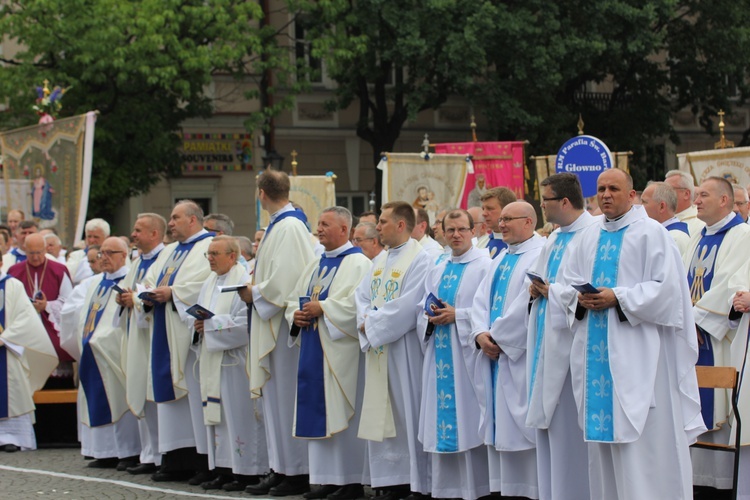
[{"left": 0, "top": 448, "right": 309, "bottom": 500}]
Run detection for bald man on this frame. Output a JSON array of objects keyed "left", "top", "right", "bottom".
[
  {"left": 8, "top": 233, "right": 73, "bottom": 386},
  {"left": 470, "top": 201, "right": 545, "bottom": 498},
  {"left": 561, "top": 168, "right": 703, "bottom": 498}
]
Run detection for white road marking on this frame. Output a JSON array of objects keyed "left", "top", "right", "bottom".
[{"left": 0, "top": 464, "right": 271, "bottom": 499}]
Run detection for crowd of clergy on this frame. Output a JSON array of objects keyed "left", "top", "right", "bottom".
[{"left": 2, "top": 166, "right": 750, "bottom": 500}]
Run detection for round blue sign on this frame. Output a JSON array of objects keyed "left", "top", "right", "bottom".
[{"left": 555, "top": 135, "right": 613, "bottom": 197}]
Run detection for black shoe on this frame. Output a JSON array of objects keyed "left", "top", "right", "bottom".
[
  {"left": 116, "top": 456, "right": 139, "bottom": 471},
  {"left": 201, "top": 474, "right": 233, "bottom": 490},
  {"left": 188, "top": 470, "right": 215, "bottom": 486},
  {"left": 2, "top": 444, "right": 19, "bottom": 453},
  {"left": 372, "top": 493, "right": 398, "bottom": 500},
  {"left": 87, "top": 457, "right": 119, "bottom": 468},
  {"left": 402, "top": 494, "right": 431, "bottom": 500},
  {"left": 151, "top": 470, "right": 192, "bottom": 482},
  {"left": 269, "top": 475, "right": 310, "bottom": 497},
  {"left": 127, "top": 463, "right": 158, "bottom": 475},
  {"left": 328, "top": 484, "right": 365, "bottom": 500},
  {"left": 246, "top": 472, "right": 285, "bottom": 495},
  {"left": 305, "top": 484, "right": 340, "bottom": 499}
]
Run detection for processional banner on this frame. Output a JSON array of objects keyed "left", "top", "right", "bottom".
[
  {"left": 257, "top": 173, "right": 336, "bottom": 232},
  {"left": 377, "top": 153, "right": 472, "bottom": 225},
  {"left": 434, "top": 141, "right": 525, "bottom": 207},
  {"left": 0, "top": 112, "right": 96, "bottom": 249},
  {"left": 677, "top": 147, "right": 750, "bottom": 187}
]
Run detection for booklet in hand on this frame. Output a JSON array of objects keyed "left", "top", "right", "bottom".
[
  {"left": 138, "top": 291, "right": 156, "bottom": 301},
  {"left": 526, "top": 271, "right": 545, "bottom": 285},
  {"left": 572, "top": 283, "right": 600, "bottom": 294},
  {"left": 424, "top": 293, "right": 444, "bottom": 317},
  {"left": 299, "top": 296, "right": 311, "bottom": 310},
  {"left": 186, "top": 304, "right": 215, "bottom": 320},
  {"left": 218, "top": 284, "right": 247, "bottom": 293}
]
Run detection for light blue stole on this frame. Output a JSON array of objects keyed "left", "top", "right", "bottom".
[
  {"left": 584, "top": 227, "right": 627, "bottom": 442},
  {"left": 433, "top": 260, "right": 467, "bottom": 452},
  {"left": 528, "top": 231, "right": 576, "bottom": 400},
  {"left": 488, "top": 252, "right": 520, "bottom": 440}
]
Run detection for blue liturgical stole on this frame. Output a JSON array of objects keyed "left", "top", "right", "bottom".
[
  {"left": 688, "top": 213, "right": 744, "bottom": 429},
  {"left": 0, "top": 276, "right": 10, "bottom": 419},
  {"left": 487, "top": 234, "right": 507, "bottom": 260},
  {"left": 665, "top": 221, "right": 689, "bottom": 235},
  {"left": 151, "top": 232, "right": 213, "bottom": 403},
  {"left": 584, "top": 227, "right": 627, "bottom": 442},
  {"left": 488, "top": 252, "right": 520, "bottom": 440},
  {"left": 10, "top": 248, "right": 25, "bottom": 263},
  {"left": 126, "top": 252, "right": 162, "bottom": 333},
  {"left": 295, "top": 246, "right": 362, "bottom": 438},
  {"left": 529, "top": 231, "right": 576, "bottom": 400},
  {"left": 433, "top": 260, "right": 467, "bottom": 452},
  {"left": 79, "top": 275, "right": 124, "bottom": 426}
]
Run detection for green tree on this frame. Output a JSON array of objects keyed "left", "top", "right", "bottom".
[{"left": 0, "top": 0, "right": 296, "bottom": 219}]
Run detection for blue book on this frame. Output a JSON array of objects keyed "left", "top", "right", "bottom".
[{"left": 424, "top": 293, "right": 444, "bottom": 317}]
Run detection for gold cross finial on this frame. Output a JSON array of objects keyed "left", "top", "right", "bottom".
[
  {"left": 715, "top": 109, "right": 735, "bottom": 149},
  {"left": 577, "top": 114, "right": 585, "bottom": 135},
  {"left": 291, "top": 149, "right": 298, "bottom": 176}
]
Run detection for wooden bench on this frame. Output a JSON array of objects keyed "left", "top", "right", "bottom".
[{"left": 33, "top": 389, "right": 77, "bottom": 405}]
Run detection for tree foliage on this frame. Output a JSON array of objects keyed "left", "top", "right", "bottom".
[
  {"left": 299, "top": 0, "right": 750, "bottom": 189},
  {"left": 0, "top": 0, "right": 294, "bottom": 218}
]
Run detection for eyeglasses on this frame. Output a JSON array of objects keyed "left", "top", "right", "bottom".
[
  {"left": 735, "top": 201, "right": 748, "bottom": 206},
  {"left": 542, "top": 196, "right": 564, "bottom": 202},
  {"left": 444, "top": 227, "right": 472, "bottom": 236},
  {"left": 352, "top": 237, "right": 375, "bottom": 244},
  {"left": 204, "top": 251, "right": 234, "bottom": 259},
  {"left": 97, "top": 250, "right": 124, "bottom": 258},
  {"left": 498, "top": 216, "right": 530, "bottom": 224}
]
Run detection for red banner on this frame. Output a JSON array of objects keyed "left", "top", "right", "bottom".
[{"left": 434, "top": 141, "right": 525, "bottom": 208}]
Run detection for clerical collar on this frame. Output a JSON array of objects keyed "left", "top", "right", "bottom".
[
  {"left": 492, "top": 231, "right": 502, "bottom": 239},
  {"left": 450, "top": 245, "right": 480, "bottom": 263},
  {"left": 704, "top": 211, "right": 737, "bottom": 236},
  {"left": 183, "top": 229, "right": 208, "bottom": 244},
  {"left": 605, "top": 209, "right": 630, "bottom": 223},
  {"left": 104, "top": 265, "right": 129, "bottom": 280},
  {"left": 269, "top": 203, "right": 295, "bottom": 222},
  {"left": 141, "top": 243, "right": 165, "bottom": 260},
  {"left": 389, "top": 239, "right": 410, "bottom": 252},
  {"left": 507, "top": 233, "right": 542, "bottom": 255},
  {"left": 559, "top": 211, "right": 593, "bottom": 233},
  {"left": 324, "top": 241, "right": 353, "bottom": 258},
  {"left": 661, "top": 216, "right": 681, "bottom": 228}
]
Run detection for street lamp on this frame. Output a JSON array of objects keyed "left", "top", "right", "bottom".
[{"left": 263, "top": 149, "right": 285, "bottom": 170}]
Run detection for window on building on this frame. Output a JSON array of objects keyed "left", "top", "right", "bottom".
[
  {"left": 336, "top": 192, "right": 369, "bottom": 217},
  {"left": 294, "top": 16, "right": 324, "bottom": 85}
]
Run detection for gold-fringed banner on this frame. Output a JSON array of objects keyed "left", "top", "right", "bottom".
[
  {"left": 257, "top": 173, "right": 336, "bottom": 232},
  {"left": 678, "top": 146, "right": 750, "bottom": 186},
  {"left": 377, "top": 153, "right": 472, "bottom": 225},
  {"left": 0, "top": 112, "right": 96, "bottom": 249}
]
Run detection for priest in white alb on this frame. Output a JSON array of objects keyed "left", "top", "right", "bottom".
[
  {"left": 192, "top": 236, "right": 268, "bottom": 492},
  {"left": 286, "top": 207, "right": 371, "bottom": 500},
  {"left": 0, "top": 264, "right": 58, "bottom": 452},
  {"left": 684, "top": 176, "right": 750, "bottom": 492},
  {"left": 470, "top": 201, "right": 544, "bottom": 499},
  {"left": 142, "top": 200, "right": 214, "bottom": 483},
  {"left": 116, "top": 213, "right": 166, "bottom": 475},
  {"left": 417, "top": 209, "right": 491, "bottom": 500},
  {"left": 527, "top": 173, "right": 596, "bottom": 500},
  {"left": 239, "top": 170, "right": 315, "bottom": 496},
  {"left": 75, "top": 237, "right": 141, "bottom": 468},
  {"left": 355, "top": 201, "right": 432, "bottom": 500},
  {"left": 560, "top": 169, "right": 704, "bottom": 499},
  {"left": 477, "top": 188, "right": 517, "bottom": 259}
]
